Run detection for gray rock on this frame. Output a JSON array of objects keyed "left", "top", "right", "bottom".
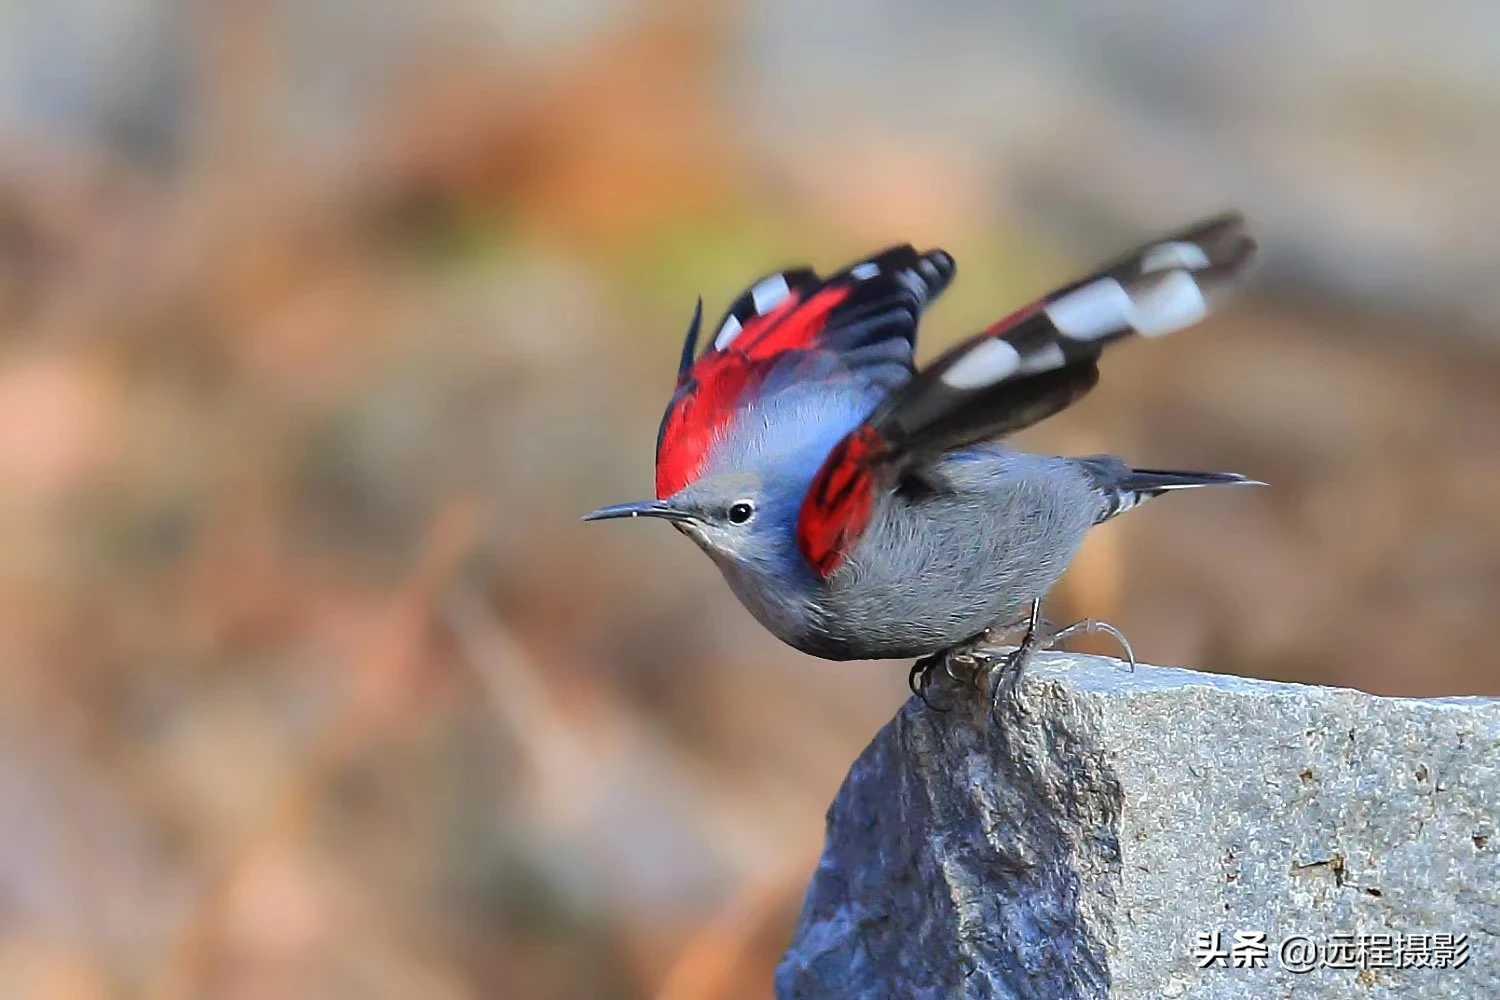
[{"left": 778, "top": 653, "right": 1500, "bottom": 999}]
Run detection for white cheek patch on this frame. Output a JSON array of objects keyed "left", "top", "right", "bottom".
[
  {"left": 750, "top": 274, "right": 790, "bottom": 314},
  {"left": 1045, "top": 273, "right": 1207, "bottom": 340},
  {"left": 1140, "top": 240, "right": 1210, "bottom": 273},
  {"left": 714, "top": 313, "right": 743, "bottom": 349},
  {"left": 850, "top": 262, "right": 880, "bottom": 280},
  {"left": 939, "top": 338, "right": 1022, "bottom": 389}
]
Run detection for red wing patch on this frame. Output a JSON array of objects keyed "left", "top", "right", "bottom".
[
  {"left": 655, "top": 353, "right": 758, "bottom": 499},
  {"left": 740, "top": 286, "right": 849, "bottom": 361},
  {"left": 656, "top": 285, "right": 851, "bottom": 498},
  {"left": 796, "top": 425, "right": 891, "bottom": 578}
]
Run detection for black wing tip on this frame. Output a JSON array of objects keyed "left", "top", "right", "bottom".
[
  {"left": 1179, "top": 211, "right": 1256, "bottom": 275},
  {"left": 1127, "top": 213, "right": 1256, "bottom": 301},
  {"left": 676, "top": 296, "right": 703, "bottom": 380},
  {"left": 1180, "top": 210, "right": 1245, "bottom": 241},
  {"left": 918, "top": 248, "right": 956, "bottom": 297},
  {"left": 920, "top": 247, "right": 955, "bottom": 278}
]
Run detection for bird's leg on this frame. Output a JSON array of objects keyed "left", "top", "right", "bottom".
[
  {"left": 987, "top": 598, "right": 1044, "bottom": 718},
  {"left": 1044, "top": 617, "right": 1137, "bottom": 673}
]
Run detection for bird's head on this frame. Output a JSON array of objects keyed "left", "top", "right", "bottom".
[{"left": 584, "top": 470, "right": 808, "bottom": 577}]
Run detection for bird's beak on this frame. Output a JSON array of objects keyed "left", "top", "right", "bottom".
[{"left": 582, "top": 500, "right": 697, "bottom": 524}]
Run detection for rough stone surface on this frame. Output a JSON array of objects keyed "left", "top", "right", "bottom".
[{"left": 777, "top": 654, "right": 1500, "bottom": 999}]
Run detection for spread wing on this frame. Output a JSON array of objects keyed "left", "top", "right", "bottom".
[
  {"left": 797, "top": 213, "right": 1256, "bottom": 577},
  {"left": 654, "top": 246, "right": 955, "bottom": 498}
]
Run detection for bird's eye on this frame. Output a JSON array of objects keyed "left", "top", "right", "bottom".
[{"left": 727, "top": 501, "right": 755, "bottom": 524}]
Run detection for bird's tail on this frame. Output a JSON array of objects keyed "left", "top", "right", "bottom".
[{"left": 1090, "top": 465, "right": 1265, "bottom": 523}]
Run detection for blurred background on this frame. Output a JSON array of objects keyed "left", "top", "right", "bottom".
[{"left": 0, "top": 2, "right": 1497, "bottom": 997}]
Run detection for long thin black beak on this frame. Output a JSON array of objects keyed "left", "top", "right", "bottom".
[{"left": 582, "top": 500, "right": 696, "bottom": 523}]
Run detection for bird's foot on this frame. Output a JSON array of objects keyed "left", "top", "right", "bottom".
[
  {"left": 908, "top": 623, "right": 1006, "bottom": 712},
  {"left": 914, "top": 602, "right": 1133, "bottom": 718},
  {"left": 908, "top": 653, "right": 951, "bottom": 712},
  {"left": 1043, "top": 617, "right": 1137, "bottom": 673}
]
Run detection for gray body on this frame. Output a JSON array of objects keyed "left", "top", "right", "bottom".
[
  {"left": 817, "top": 448, "right": 1101, "bottom": 658},
  {"left": 668, "top": 378, "right": 1128, "bottom": 662},
  {"left": 712, "top": 445, "right": 1105, "bottom": 660}
]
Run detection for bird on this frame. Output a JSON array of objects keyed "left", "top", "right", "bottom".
[{"left": 585, "top": 214, "right": 1259, "bottom": 709}]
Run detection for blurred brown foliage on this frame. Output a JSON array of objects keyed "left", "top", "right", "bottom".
[{"left": 0, "top": 4, "right": 1495, "bottom": 998}]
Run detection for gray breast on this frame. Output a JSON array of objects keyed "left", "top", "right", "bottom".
[{"left": 813, "top": 448, "right": 1101, "bottom": 659}]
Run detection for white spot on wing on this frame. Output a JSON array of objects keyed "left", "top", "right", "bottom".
[
  {"left": 940, "top": 338, "right": 1022, "bottom": 389},
  {"left": 850, "top": 262, "right": 879, "bottom": 280},
  {"left": 1128, "top": 269, "right": 1207, "bottom": 336},
  {"left": 714, "top": 313, "right": 742, "bottom": 349},
  {"left": 1045, "top": 272, "right": 1208, "bottom": 340},
  {"left": 1141, "top": 241, "right": 1210, "bottom": 273},
  {"left": 751, "top": 274, "right": 791, "bottom": 314},
  {"left": 1045, "top": 278, "right": 1134, "bottom": 340}
]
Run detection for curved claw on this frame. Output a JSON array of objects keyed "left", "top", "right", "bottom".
[
  {"left": 945, "top": 656, "right": 965, "bottom": 684},
  {"left": 1048, "top": 618, "right": 1137, "bottom": 673},
  {"left": 909, "top": 655, "right": 950, "bottom": 712},
  {"left": 1089, "top": 621, "right": 1137, "bottom": 673},
  {"left": 907, "top": 660, "right": 936, "bottom": 710},
  {"left": 946, "top": 650, "right": 985, "bottom": 688}
]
